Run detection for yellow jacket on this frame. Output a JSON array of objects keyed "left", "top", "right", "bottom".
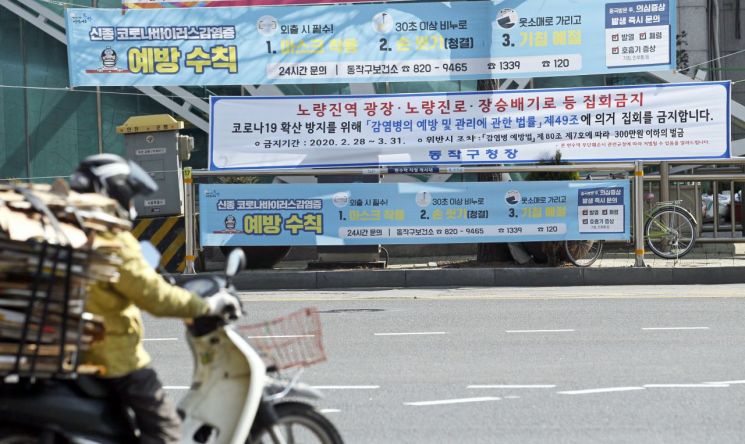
[{"left": 83, "top": 230, "right": 209, "bottom": 377}]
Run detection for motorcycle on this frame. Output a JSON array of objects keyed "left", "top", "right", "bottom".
[{"left": 0, "top": 246, "right": 343, "bottom": 444}]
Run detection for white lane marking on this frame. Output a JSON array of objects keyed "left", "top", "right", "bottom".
[
  {"left": 506, "top": 329, "right": 575, "bottom": 333},
  {"left": 558, "top": 387, "right": 645, "bottom": 395},
  {"left": 467, "top": 385, "right": 556, "bottom": 389},
  {"left": 644, "top": 384, "right": 730, "bottom": 388},
  {"left": 143, "top": 338, "right": 178, "bottom": 341},
  {"left": 319, "top": 409, "right": 341, "bottom": 414},
  {"left": 705, "top": 380, "right": 745, "bottom": 385},
  {"left": 641, "top": 327, "right": 710, "bottom": 331},
  {"left": 374, "top": 332, "right": 447, "bottom": 336},
  {"left": 504, "top": 396, "right": 521, "bottom": 399},
  {"left": 404, "top": 397, "right": 501, "bottom": 406},
  {"left": 244, "top": 335, "right": 315, "bottom": 339},
  {"left": 168, "top": 385, "right": 380, "bottom": 391}
]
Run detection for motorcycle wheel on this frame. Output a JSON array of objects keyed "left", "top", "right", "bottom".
[
  {"left": 0, "top": 427, "right": 41, "bottom": 444},
  {"left": 248, "top": 402, "right": 343, "bottom": 444}
]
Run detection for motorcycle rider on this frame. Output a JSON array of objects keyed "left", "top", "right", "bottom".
[{"left": 69, "top": 154, "right": 241, "bottom": 444}]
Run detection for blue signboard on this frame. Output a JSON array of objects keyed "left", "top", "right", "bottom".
[
  {"left": 199, "top": 181, "right": 630, "bottom": 246},
  {"left": 65, "top": 0, "right": 675, "bottom": 86}
]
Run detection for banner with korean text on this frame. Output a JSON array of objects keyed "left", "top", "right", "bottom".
[
  {"left": 199, "top": 181, "right": 630, "bottom": 246},
  {"left": 122, "top": 0, "right": 401, "bottom": 8},
  {"left": 209, "top": 82, "right": 730, "bottom": 170},
  {"left": 66, "top": 0, "right": 675, "bottom": 86}
]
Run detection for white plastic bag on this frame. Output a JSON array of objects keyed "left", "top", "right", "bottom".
[{"left": 701, "top": 193, "right": 730, "bottom": 219}]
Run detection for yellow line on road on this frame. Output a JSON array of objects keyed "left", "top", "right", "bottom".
[{"left": 236, "top": 287, "right": 745, "bottom": 302}]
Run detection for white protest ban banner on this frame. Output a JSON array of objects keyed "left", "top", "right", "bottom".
[{"left": 209, "top": 81, "right": 730, "bottom": 170}]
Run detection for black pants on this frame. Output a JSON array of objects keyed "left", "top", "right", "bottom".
[{"left": 106, "top": 367, "right": 181, "bottom": 444}]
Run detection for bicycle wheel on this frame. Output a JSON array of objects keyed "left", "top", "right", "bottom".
[
  {"left": 644, "top": 206, "right": 696, "bottom": 259},
  {"left": 563, "top": 240, "right": 603, "bottom": 267},
  {"left": 248, "top": 402, "right": 344, "bottom": 444}
]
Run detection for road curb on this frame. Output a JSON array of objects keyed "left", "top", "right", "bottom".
[{"left": 177, "top": 266, "right": 745, "bottom": 290}]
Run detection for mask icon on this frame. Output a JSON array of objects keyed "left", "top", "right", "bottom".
[{"left": 101, "top": 47, "right": 117, "bottom": 68}]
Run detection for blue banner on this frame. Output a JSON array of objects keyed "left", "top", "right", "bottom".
[
  {"left": 66, "top": 0, "right": 675, "bottom": 86},
  {"left": 199, "top": 181, "right": 630, "bottom": 246}
]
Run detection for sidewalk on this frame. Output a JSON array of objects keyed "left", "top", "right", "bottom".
[
  {"left": 551, "top": 243, "right": 745, "bottom": 268},
  {"left": 219, "top": 243, "right": 745, "bottom": 290}
]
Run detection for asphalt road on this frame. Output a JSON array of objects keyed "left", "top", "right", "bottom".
[{"left": 144, "top": 285, "right": 745, "bottom": 443}]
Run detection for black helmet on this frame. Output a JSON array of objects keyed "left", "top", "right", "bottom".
[{"left": 70, "top": 154, "right": 157, "bottom": 218}]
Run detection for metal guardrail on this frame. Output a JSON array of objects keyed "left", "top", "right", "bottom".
[
  {"left": 644, "top": 158, "right": 745, "bottom": 242},
  {"left": 189, "top": 163, "right": 637, "bottom": 176},
  {"left": 183, "top": 159, "right": 745, "bottom": 272}
]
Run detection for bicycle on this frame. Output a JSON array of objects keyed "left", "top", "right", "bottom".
[
  {"left": 563, "top": 239, "right": 604, "bottom": 267},
  {"left": 564, "top": 199, "right": 697, "bottom": 267}
]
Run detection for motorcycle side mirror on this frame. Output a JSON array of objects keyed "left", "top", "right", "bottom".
[
  {"left": 225, "top": 247, "right": 246, "bottom": 283},
  {"left": 140, "top": 241, "right": 161, "bottom": 269}
]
